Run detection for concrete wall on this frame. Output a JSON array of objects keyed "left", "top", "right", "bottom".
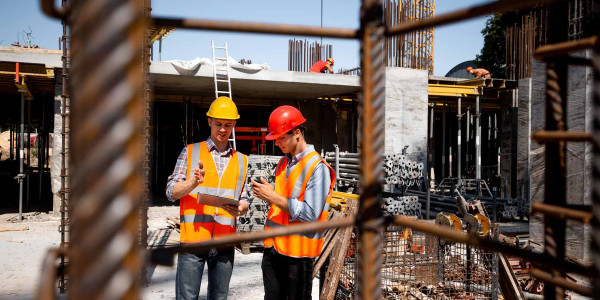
[
  {"left": 384, "top": 67, "right": 428, "bottom": 162},
  {"left": 527, "top": 52, "right": 593, "bottom": 263},
  {"left": 50, "top": 72, "right": 65, "bottom": 215}
]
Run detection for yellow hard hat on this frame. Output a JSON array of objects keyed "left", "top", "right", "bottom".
[{"left": 206, "top": 96, "right": 240, "bottom": 120}]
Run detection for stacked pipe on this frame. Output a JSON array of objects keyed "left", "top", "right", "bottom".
[
  {"left": 382, "top": 196, "right": 421, "bottom": 217},
  {"left": 324, "top": 151, "right": 360, "bottom": 191},
  {"left": 406, "top": 189, "right": 528, "bottom": 220},
  {"left": 237, "top": 155, "right": 281, "bottom": 234},
  {"left": 383, "top": 153, "right": 424, "bottom": 187}
]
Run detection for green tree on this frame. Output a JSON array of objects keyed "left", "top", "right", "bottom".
[{"left": 474, "top": 12, "right": 518, "bottom": 79}]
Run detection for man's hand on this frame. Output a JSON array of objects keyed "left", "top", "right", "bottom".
[
  {"left": 251, "top": 177, "right": 275, "bottom": 202},
  {"left": 222, "top": 201, "right": 249, "bottom": 217},
  {"left": 191, "top": 161, "right": 205, "bottom": 185}
]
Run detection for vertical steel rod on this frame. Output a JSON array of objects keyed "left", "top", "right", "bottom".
[
  {"left": 19, "top": 92, "right": 25, "bottom": 221},
  {"left": 591, "top": 4, "right": 600, "bottom": 297},
  {"left": 67, "top": 0, "right": 145, "bottom": 298},
  {"left": 442, "top": 103, "right": 447, "bottom": 178},
  {"left": 475, "top": 94, "right": 481, "bottom": 195},
  {"left": 357, "top": 0, "right": 385, "bottom": 298},
  {"left": 457, "top": 97, "right": 462, "bottom": 182}
]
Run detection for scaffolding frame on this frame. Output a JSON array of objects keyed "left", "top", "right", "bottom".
[{"left": 36, "top": 0, "right": 599, "bottom": 299}]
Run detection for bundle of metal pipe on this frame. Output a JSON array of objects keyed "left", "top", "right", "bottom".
[
  {"left": 407, "top": 189, "right": 527, "bottom": 220},
  {"left": 383, "top": 153, "right": 424, "bottom": 186},
  {"left": 237, "top": 155, "right": 281, "bottom": 234},
  {"left": 382, "top": 196, "right": 421, "bottom": 217},
  {"left": 324, "top": 150, "right": 361, "bottom": 192}
]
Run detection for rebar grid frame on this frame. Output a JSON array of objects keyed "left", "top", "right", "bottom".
[{"left": 37, "top": 0, "right": 599, "bottom": 299}]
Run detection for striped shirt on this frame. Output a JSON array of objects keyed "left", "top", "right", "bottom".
[
  {"left": 285, "top": 145, "right": 332, "bottom": 222},
  {"left": 165, "top": 138, "right": 248, "bottom": 202}
]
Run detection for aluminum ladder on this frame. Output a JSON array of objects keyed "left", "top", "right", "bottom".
[{"left": 211, "top": 40, "right": 236, "bottom": 149}]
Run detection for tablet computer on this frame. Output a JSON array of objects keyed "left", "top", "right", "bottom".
[{"left": 196, "top": 192, "right": 239, "bottom": 207}]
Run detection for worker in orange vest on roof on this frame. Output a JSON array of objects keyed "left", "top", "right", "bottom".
[
  {"left": 251, "top": 105, "right": 336, "bottom": 300},
  {"left": 309, "top": 57, "right": 335, "bottom": 73},
  {"left": 467, "top": 66, "right": 492, "bottom": 79},
  {"left": 166, "top": 96, "right": 249, "bottom": 300}
]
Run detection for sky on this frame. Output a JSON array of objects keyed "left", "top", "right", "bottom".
[{"left": 0, "top": 0, "right": 490, "bottom": 76}]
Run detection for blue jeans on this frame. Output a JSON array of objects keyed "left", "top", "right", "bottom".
[{"left": 176, "top": 247, "right": 235, "bottom": 300}]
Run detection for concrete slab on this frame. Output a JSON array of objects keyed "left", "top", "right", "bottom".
[
  {"left": 150, "top": 61, "right": 359, "bottom": 100},
  {"left": 0, "top": 47, "right": 62, "bottom": 68}
]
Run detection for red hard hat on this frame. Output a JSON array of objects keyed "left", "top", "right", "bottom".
[
  {"left": 467, "top": 66, "right": 473, "bottom": 72},
  {"left": 265, "top": 105, "right": 306, "bottom": 140}
]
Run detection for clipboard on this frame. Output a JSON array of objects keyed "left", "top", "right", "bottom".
[{"left": 196, "top": 192, "right": 239, "bottom": 207}]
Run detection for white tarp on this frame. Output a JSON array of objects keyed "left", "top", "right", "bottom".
[{"left": 166, "top": 56, "right": 269, "bottom": 75}]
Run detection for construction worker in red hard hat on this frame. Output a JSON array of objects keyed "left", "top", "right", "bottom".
[
  {"left": 251, "top": 105, "right": 335, "bottom": 299},
  {"left": 166, "top": 96, "right": 249, "bottom": 300},
  {"left": 309, "top": 57, "right": 335, "bottom": 73},
  {"left": 467, "top": 66, "right": 492, "bottom": 79}
]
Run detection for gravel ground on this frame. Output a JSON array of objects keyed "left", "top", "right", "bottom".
[{"left": 0, "top": 206, "right": 320, "bottom": 299}]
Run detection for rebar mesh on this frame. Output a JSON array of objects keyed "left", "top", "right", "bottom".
[{"left": 336, "top": 225, "right": 497, "bottom": 299}]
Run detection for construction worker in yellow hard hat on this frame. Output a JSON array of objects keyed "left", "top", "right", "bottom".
[
  {"left": 166, "top": 96, "right": 249, "bottom": 300},
  {"left": 309, "top": 57, "right": 335, "bottom": 73}
]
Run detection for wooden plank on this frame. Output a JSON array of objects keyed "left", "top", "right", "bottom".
[
  {"left": 0, "top": 226, "right": 29, "bottom": 232},
  {"left": 320, "top": 198, "right": 358, "bottom": 300}
]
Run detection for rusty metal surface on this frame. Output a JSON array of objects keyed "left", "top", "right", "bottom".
[
  {"left": 386, "top": 0, "right": 566, "bottom": 37},
  {"left": 542, "top": 5, "right": 569, "bottom": 298},
  {"left": 356, "top": 1, "right": 386, "bottom": 299},
  {"left": 150, "top": 216, "right": 356, "bottom": 264},
  {"left": 140, "top": 0, "right": 152, "bottom": 287},
  {"left": 35, "top": 247, "right": 68, "bottom": 300},
  {"left": 66, "top": 0, "right": 145, "bottom": 298},
  {"left": 591, "top": 5, "right": 600, "bottom": 298},
  {"left": 288, "top": 39, "right": 333, "bottom": 72},
  {"left": 534, "top": 35, "right": 597, "bottom": 60},
  {"left": 530, "top": 268, "right": 593, "bottom": 297},
  {"left": 153, "top": 17, "right": 358, "bottom": 39},
  {"left": 530, "top": 130, "right": 593, "bottom": 143},
  {"left": 58, "top": 0, "right": 70, "bottom": 293},
  {"left": 531, "top": 202, "right": 593, "bottom": 223}
]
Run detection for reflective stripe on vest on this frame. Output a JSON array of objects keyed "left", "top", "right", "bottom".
[
  {"left": 263, "top": 151, "right": 335, "bottom": 258},
  {"left": 180, "top": 141, "right": 247, "bottom": 243}
]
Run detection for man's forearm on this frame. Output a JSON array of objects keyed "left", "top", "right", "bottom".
[
  {"left": 172, "top": 178, "right": 197, "bottom": 200},
  {"left": 267, "top": 193, "right": 291, "bottom": 214}
]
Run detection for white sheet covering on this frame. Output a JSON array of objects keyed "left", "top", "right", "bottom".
[{"left": 166, "top": 56, "right": 269, "bottom": 75}]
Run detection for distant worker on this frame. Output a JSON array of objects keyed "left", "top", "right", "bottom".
[
  {"left": 166, "top": 96, "right": 249, "bottom": 300},
  {"left": 251, "top": 105, "right": 335, "bottom": 300},
  {"left": 309, "top": 57, "right": 335, "bottom": 73},
  {"left": 467, "top": 66, "right": 491, "bottom": 79}
]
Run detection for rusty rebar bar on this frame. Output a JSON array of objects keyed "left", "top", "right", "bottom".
[
  {"left": 530, "top": 130, "right": 593, "bottom": 143},
  {"left": 531, "top": 202, "right": 593, "bottom": 223},
  {"left": 356, "top": 0, "right": 386, "bottom": 299},
  {"left": 386, "top": 0, "right": 566, "bottom": 37},
  {"left": 533, "top": 35, "right": 597, "bottom": 60},
  {"left": 543, "top": 4, "right": 569, "bottom": 297},
  {"left": 140, "top": 0, "right": 152, "bottom": 287},
  {"left": 530, "top": 268, "right": 594, "bottom": 297},
  {"left": 67, "top": 0, "right": 145, "bottom": 298},
  {"left": 149, "top": 216, "right": 356, "bottom": 264},
  {"left": 153, "top": 17, "right": 358, "bottom": 39},
  {"left": 58, "top": 0, "right": 70, "bottom": 293},
  {"left": 591, "top": 3, "right": 600, "bottom": 298}
]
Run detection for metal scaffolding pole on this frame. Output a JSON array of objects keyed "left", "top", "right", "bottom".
[
  {"left": 442, "top": 103, "right": 447, "bottom": 178},
  {"left": 475, "top": 95, "right": 481, "bottom": 194},
  {"left": 457, "top": 97, "right": 462, "bottom": 182},
  {"left": 18, "top": 92, "right": 25, "bottom": 220}
]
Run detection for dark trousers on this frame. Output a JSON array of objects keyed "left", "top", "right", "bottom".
[{"left": 262, "top": 247, "right": 314, "bottom": 300}]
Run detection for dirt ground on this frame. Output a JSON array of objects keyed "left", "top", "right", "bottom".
[{"left": 0, "top": 206, "right": 320, "bottom": 299}]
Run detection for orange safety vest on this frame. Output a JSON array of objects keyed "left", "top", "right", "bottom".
[
  {"left": 179, "top": 142, "right": 248, "bottom": 243},
  {"left": 263, "top": 151, "right": 335, "bottom": 258}
]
